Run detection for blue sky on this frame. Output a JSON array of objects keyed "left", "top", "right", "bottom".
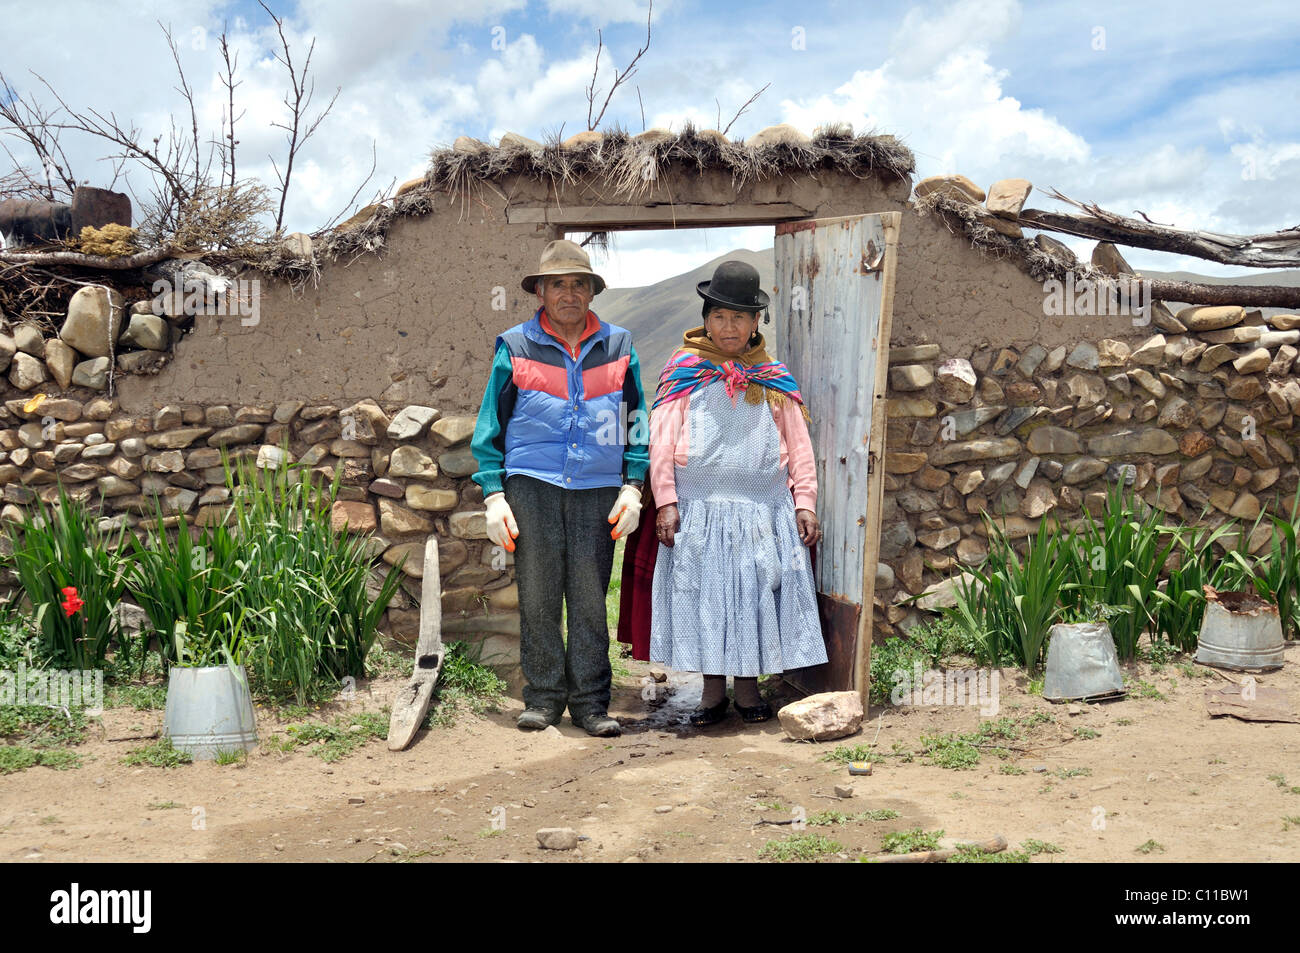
[{"left": 3, "top": 0, "right": 1298, "bottom": 286}]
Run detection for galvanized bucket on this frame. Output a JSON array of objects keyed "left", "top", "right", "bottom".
[
  {"left": 1043, "top": 622, "right": 1125, "bottom": 702},
  {"left": 163, "top": 664, "right": 258, "bottom": 759},
  {"left": 1195, "top": 591, "right": 1285, "bottom": 672}
]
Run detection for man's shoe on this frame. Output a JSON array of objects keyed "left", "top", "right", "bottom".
[
  {"left": 572, "top": 712, "right": 622, "bottom": 737},
  {"left": 517, "top": 707, "right": 562, "bottom": 731}
]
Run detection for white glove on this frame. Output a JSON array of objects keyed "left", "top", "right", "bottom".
[
  {"left": 607, "top": 484, "right": 643, "bottom": 540},
  {"left": 484, "top": 493, "right": 519, "bottom": 552}
]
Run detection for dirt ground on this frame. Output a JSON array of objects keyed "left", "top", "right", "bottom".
[{"left": 3, "top": 644, "right": 1299, "bottom": 863}]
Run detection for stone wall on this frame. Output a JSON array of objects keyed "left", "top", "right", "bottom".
[
  {"left": 874, "top": 304, "right": 1300, "bottom": 636},
  {"left": 0, "top": 390, "right": 517, "bottom": 665}
]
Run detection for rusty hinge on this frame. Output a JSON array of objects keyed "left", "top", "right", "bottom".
[{"left": 867, "top": 451, "right": 876, "bottom": 474}]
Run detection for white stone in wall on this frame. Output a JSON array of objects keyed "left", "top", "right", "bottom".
[
  {"left": 9, "top": 352, "right": 47, "bottom": 390},
  {"left": 61, "top": 286, "right": 125, "bottom": 358},
  {"left": 71, "top": 357, "right": 110, "bottom": 389},
  {"left": 387, "top": 405, "right": 440, "bottom": 440}
]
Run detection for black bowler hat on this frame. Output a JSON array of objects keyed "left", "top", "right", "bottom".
[{"left": 696, "top": 260, "right": 770, "bottom": 312}]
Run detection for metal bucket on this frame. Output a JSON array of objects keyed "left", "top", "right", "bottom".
[
  {"left": 1042, "top": 622, "right": 1125, "bottom": 702},
  {"left": 1195, "top": 591, "right": 1285, "bottom": 672},
  {"left": 163, "top": 664, "right": 258, "bottom": 759}
]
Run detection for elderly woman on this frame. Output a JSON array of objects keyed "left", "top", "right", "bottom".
[{"left": 648, "top": 260, "right": 827, "bottom": 726}]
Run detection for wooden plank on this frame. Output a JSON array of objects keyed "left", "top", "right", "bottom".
[
  {"left": 387, "top": 535, "right": 445, "bottom": 751},
  {"left": 506, "top": 202, "right": 811, "bottom": 230},
  {"left": 1204, "top": 686, "right": 1300, "bottom": 723},
  {"left": 855, "top": 211, "right": 901, "bottom": 706},
  {"left": 785, "top": 593, "right": 860, "bottom": 695}
]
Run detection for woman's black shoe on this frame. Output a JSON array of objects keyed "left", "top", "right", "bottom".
[
  {"left": 688, "top": 696, "right": 730, "bottom": 727},
  {"left": 734, "top": 700, "right": 773, "bottom": 723}
]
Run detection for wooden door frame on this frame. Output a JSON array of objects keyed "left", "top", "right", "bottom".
[{"left": 854, "top": 211, "right": 901, "bottom": 706}]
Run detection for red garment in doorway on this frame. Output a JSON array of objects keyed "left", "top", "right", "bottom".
[{"left": 615, "top": 486, "right": 818, "bottom": 662}]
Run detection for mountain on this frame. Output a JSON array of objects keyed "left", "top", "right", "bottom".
[
  {"left": 595, "top": 247, "right": 774, "bottom": 396},
  {"left": 595, "top": 247, "right": 1300, "bottom": 395}
]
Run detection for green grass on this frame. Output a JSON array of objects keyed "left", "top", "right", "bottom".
[
  {"left": 105, "top": 683, "right": 167, "bottom": 711},
  {"left": 819, "top": 743, "right": 875, "bottom": 764},
  {"left": 899, "top": 712, "right": 1057, "bottom": 772},
  {"left": 758, "top": 832, "right": 842, "bottom": 862},
  {"left": 1073, "top": 726, "right": 1100, "bottom": 740},
  {"left": 1052, "top": 766, "right": 1092, "bottom": 779},
  {"left": 425, "top": 641, "right": 507, "bottom": 727},
  {"left": 0, "top": 745, "right": 81, "bottom": 773},
  {"left": 949, "top": 845, "right": 1031, "bottom": 863},
  {"left": 882, "top": 828, "right": 943, "bottom": 854},
  {"left": 1135, "top": 839, "right": 1166, "bottom": 855},
  {"left": 1022, "top": 839, "right": 1064, "bottom": 855},
  {"left": 364, "top": 643, "right": 411, "bottom": 680},
  {"left": 147, "top": 801, "right": 182, "bottom": 811},
  {"left": 806, "top": 810, "right": 851, "bottom": 825},
  {"left": 0, "top": 704, "right": 91, "bottom": 747},
  {"left": 758, "top": 800, "right": 786, "bottom": 812},
  {"left": 1116, "top": 718, "right": 1133, "bottom": 726},
  {"left": 948, "top": 516, "right": 1075, "bottom": 671},
  {"left": 279, "top": 710, "right": 388, "bottom": 762},
  {"left": 1283, "top": 816, "right": 1300, "bottom": 831},
  {"left": 999, "top": 764, "right": 1027, "bottom": 775},
  {"left": 861, "top": 808, "right": 901, "bottom": 821},
  {"left": 1268, "top": 774, "right": 1300, "bottom": 795},
  {"left": 122, "top": 738, "right": 192, "bottom": 768},
  {"left": 213, "top": 748, "right": 246, "bottom": 765},
  {"left": 5, "top": 483, "right": 130, "bottom": 670},
  {"left": 1129, "top": 679, "right": 1166, "bottom": 701},
  {"left": 920, "top": 732, "right": 980, "bottom": 770}
]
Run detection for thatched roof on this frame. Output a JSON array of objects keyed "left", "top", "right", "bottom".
[
  {"left": 421, "top": 122, "right": 916, "bottom": 199},
  {"left": 269, "top": 122, "right": 914, "bottom": 286}
]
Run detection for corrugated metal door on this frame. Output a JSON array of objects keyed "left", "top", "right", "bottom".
[{"left": 773, "top": 212, "right": 901, "bottom": 700}]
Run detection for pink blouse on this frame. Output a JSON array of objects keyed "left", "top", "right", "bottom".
[{"left": 649, "top": 393, "right": 817, "bottom": 511}]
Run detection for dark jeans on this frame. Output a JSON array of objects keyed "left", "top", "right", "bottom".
[{"left": 505, "top": 475, "right": 619, "bottom": 720}]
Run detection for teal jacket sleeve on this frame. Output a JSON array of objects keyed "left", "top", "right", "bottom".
[
  {"left": 471, "top": 344, "right": 517, "bottom": 496},
  {"left": 622, "top": 344, "right": 650, "bottom": 484}
]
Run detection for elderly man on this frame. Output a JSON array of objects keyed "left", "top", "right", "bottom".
[{"left": 471, "top": 239, "right": 648, "bottom": 737}]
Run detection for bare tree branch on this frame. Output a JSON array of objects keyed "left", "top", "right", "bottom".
[
  {"left": 260, "top": 0, "right": 340, "bottom": 233},
  {"left": 585, "top": 0, "right": 652, "bottom": 131},
  {"left": 0, "top": 245, "right": 178, "bottom": 268},
  {"left": 0, "top": 70, "right": 78, "bottom": 198},
  {"left": 1019, "top": 189, "right": 1300, "bottom": 269},
  {"left": 218, "top": 27, "right": 245, "bottom": 192},
  {"left": 722, "top": 82, "right": 770, "bottom": 136},
  {"left": 317, "top": 140, "right": 379, "bottom": 233}
]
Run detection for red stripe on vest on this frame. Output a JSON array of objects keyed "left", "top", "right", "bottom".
[
  {"left": 511, "top": 356, "right": 568, "bottom": 400},
  {"left": 581, "top": 354, "right": 629, "bottom": 399}
]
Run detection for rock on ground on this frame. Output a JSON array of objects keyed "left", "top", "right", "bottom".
[{"left": 777, "top": 691, "right": 864, "bottom": 742}]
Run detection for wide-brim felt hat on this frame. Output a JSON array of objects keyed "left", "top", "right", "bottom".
[
  {"left": 521, "top": 239, "right": 606, "bottom": 295},
  {"left": 696, "top": 260, "right": 770, "bottom": 312}
]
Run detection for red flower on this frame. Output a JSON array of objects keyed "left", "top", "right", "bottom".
[{"left": 60, "top": 586, "right": 84, "bottom": 618}]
